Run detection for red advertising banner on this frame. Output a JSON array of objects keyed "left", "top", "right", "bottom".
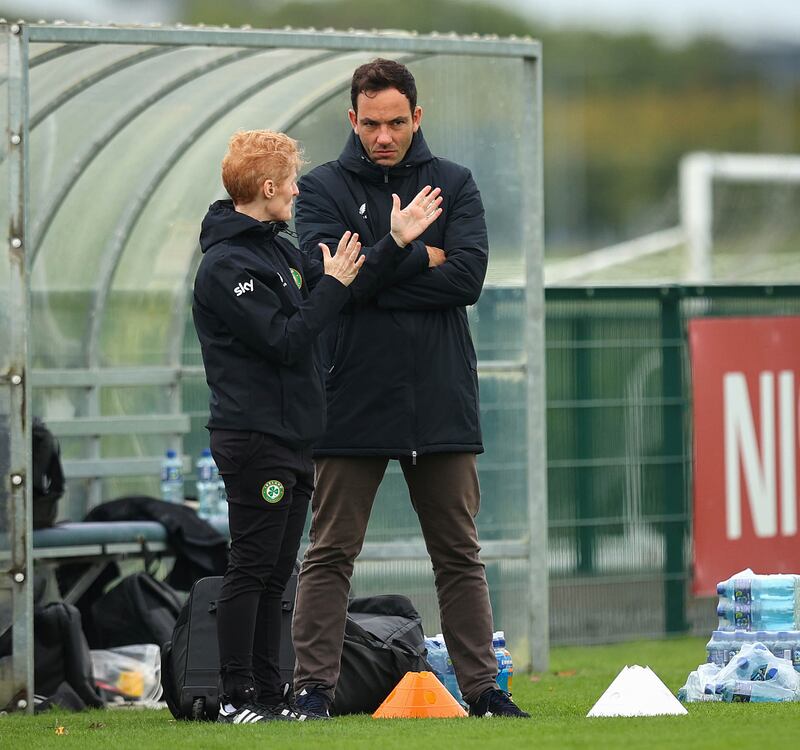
[{"left": 689, "top": 316, "right": 800, "bottom": 595}]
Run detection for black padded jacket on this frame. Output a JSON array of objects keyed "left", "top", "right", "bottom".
[{"left": 295, "top": 130, "right": 488, "bottom": 458}]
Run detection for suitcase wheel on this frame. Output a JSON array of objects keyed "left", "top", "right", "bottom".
[{"left": 191, "top": 697, "right": 207, "bottom": 721}]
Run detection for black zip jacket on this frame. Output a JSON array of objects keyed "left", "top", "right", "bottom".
[
  {"left": 295, "top": 130, "right": 488, "bottom": 457},
  {"left": 192, "top": 200, "right": 403, "bottom": 446}
]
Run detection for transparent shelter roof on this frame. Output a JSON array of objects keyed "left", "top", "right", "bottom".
[{"left": 18, "top": 27, "right": 538, "bottom": 369}]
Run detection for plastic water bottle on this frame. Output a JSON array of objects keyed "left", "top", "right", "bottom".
[
  {"left": 717, "top": 574, "right": 797, "bottom": 603},
  {"left": 424, "top": 635, "right": 464, "bottom": 705},
  {"left": 706, "top": 631, "right": 732, "bottom": 667},
  {"left": 195, "top": 449, "right": 218, "bottom": 519},
  {"left": 717, "top": 600, "right": 795, "bottom": 631},
  {"left": 772, "top": 631, "right": 793, "bottom": 662},
  {"left": 492, "top": 631, "right": 514, "bottom": 693},
  {"left": 160, "top": 449, "right": 183, "bottom": 504},
  {"left": 700, "top": 684, "right": 724, "bottom": 701},
  {"left": 732, "top": 643, "right": 779, "bottom": 682},
  {"left": 724, "top": 631, "right": 747, "bottom": 665},
  {"left": 768, "top": 631, "right": 800, "bottom": 670},
  {"left": 755, "top": 630, "right": 776, "bottom": 657},
  {"left": 721, "top": 680, "right": 797, "bottom": 702},
  {"left": 792, "top": 633, "right": 800, "bottom": 671}
]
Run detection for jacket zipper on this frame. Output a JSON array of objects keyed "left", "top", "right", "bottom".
[{"left": 412, "top": 450, "right": 417, "bottom": 466}]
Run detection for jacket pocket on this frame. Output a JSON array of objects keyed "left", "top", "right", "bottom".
[{"left": 328, "top": 316, "right": 347, "bottom": 374}]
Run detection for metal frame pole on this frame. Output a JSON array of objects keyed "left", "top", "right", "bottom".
[
  {"left": 523, "top": 53, "right": 549, "bottom": 673},
  {"left": 7, "top": 20, "right": 33, "bottom": 713}
]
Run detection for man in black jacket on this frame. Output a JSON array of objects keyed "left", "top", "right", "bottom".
[{"left": 292, "top": 60, "right": 530, "bottom": 719}]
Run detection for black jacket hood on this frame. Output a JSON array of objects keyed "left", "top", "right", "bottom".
[
  {"left": 338, "top": 129, "right": 434, "bottom": 183},
  {"left": 199, "top": 199, "right": 286, "bottom": 253}
]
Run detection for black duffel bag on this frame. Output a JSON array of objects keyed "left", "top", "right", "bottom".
[
  {"left": 332, "top": 594, "right": 431, "bottom": 716},
  {"left": 91, "top": 572, "right": 185, "bottom": 649}
]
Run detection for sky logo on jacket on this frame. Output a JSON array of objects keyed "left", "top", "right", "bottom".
[{"left": 234, "top": 279, "right": 254, "bottom": 297}]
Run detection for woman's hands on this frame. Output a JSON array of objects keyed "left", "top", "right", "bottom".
[
  {"left": 319, "top": 185, "right": 444, "bottom": 285},
  {"left": 320, "top": 231, "right": 364, "bottom": 287},
  {"left": 390, "top": 186, "right": 443, "bottom": 247}
]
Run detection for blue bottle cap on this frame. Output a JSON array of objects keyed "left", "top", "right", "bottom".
[
  {"left": 201, "top": 448, "right": 211, "bottom": 456},
  {"left": 166, "top": 449, "right": 177, "bottom": 458}
]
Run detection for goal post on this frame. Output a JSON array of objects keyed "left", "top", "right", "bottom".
[{"left": 680, "top": 152, "right": 800, "bottom": 283}]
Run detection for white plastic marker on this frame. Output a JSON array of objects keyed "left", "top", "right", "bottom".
[{"left": 587, "top": 665, "right": 688, "bottom": 717}]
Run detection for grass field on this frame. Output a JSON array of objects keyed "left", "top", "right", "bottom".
[{"left": 4, "top": 636, "right": 800, "bottom": 749}]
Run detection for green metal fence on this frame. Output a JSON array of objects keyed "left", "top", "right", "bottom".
[{"left": 545, "top": 284, "right": 800, "bottom": 644}]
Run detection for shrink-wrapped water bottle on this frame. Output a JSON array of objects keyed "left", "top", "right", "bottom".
[
  {"left": 705, "top": 631, "right": 732, "bottom": 666},
  {"left": 717, "top": 573, "right": 797, "bottom": 603},
  {"left": 424, "top": 635, "right": 464, "bottom": 705},
  {"left": 716, "top": 600, "right": 795, "bottom": 632},
  {"left": 160, "top": 449, "right": 183, "bottom": 504},
  {"left": 722, "top": 681, "right": 797, "bottom": 702},
  {"left": 768, "top": 631, "right": 800, "bottom": 670},
  {"left": 731, "top": 642, "right": 776, "bottom": 681},
  {"left": 772, "top": 631, "right": 793, "bottom": 662}
]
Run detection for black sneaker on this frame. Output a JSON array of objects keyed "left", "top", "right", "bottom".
[
  {"left": 217, "top": 701, "right": 276, "bottom": 724},
  {"left": 468, "top": 688, "right": 531, "bottom": 718},
  {"left": 260, "top": 703, "right": 309, "bottom": 721},
  {"left": 294, "top": 687, "right": 333, "bottom": 719}
]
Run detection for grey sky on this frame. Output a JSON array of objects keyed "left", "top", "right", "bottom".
[
  {"left": 501, "top": 0, "right": 800, "bottom": 45},
  {"left": 13, "top": 0, "right": 800, "bottom": 45}
]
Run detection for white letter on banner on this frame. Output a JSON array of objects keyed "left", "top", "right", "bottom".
[
  {"left": 724, "top": 372, "right": 777, "bottom": 539},
  {"left": 779, "top": 371, "right": 797, "bottom": 536}
]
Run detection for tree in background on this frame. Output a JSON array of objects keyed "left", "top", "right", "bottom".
[{"left": 102, "top": 1, "right": 800, "bottom": 253}]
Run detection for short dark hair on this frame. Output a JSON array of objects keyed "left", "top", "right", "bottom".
[{"left": 350, "top": 58, "right": 417, "bottom": 113}]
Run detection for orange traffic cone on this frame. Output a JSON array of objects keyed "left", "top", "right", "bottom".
[{"left": 372, "top": 671, "right": 468, "bottom": 719}]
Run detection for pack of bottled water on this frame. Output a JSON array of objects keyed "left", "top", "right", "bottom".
[
  {"left": 716, "top": 568, "right": 799, "bottom": 632},
  {"left": 706, "top": 629, "right": 800, "bottom": 672},
  {"left": 707, "top": 568, "right": 800, "bottom": 672},
  {"left": 680, "top": 569, "right": 800, "bottom": 703},
  {"left": 680, "top": 642, "right": 800, "bottom": 703}
]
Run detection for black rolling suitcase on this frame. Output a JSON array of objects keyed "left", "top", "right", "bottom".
[{"left": 161, "top": 564, "right": 298, "bottom": 720}]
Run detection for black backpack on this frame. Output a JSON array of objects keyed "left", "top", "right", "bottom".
[
  {"left": 32, "top": 417, "right": 65, "bottom": 529},
  {"left": 0, "top": 602, "right": 104, "bottom": 712},
  {"left": 332, "top": 594, "right": 431, "bottom": 715},
  {"left": 90, "top": 572, "right": 185, "bottom": 649}
]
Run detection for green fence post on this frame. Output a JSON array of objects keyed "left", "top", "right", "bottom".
[
  {"left": 661, "top": 288, "right": 688, "bottom": 633},
  {"left": 574, "top": 313, "right": 595, "bottom": 574}
]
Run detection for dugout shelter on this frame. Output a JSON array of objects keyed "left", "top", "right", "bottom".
[{"left": 0, "top": 21, "right": 546, "bottom": 711}]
